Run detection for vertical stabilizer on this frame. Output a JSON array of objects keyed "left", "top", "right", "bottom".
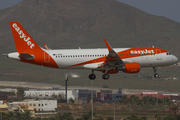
[{"left": 9, "top": 21, "right": 41, "bottom": 54}]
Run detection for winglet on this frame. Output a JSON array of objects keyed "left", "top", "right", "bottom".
[
  {"left": 104, "top": 39, "right": 112, "bottom": 51},
  {"left": 44, "top": 43, "right": 50, "bottom": 50}
]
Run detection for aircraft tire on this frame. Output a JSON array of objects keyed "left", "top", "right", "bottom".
[
  {"left": 89, "top": 74, "right": 96, "bottom": 80},
  {"left": 154, "top": 73, "right": 159, "bottom": 78},
  {"left": 102, "top": 74, "right": 110, "bottom": 80}
]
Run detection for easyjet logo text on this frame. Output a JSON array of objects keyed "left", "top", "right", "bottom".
[
  {"left": 130, "top": 49, "right": 155, "bottom": 54},
  {"left": 12, "top": 23, "right": 35, "bottom": 49}
]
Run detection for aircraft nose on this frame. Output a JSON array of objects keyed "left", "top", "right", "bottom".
[{"left": 173, "top": 55, "right": 178, "bottom": 63}]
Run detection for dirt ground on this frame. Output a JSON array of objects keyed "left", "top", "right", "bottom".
[{"left": 56, "top": 103, "right": 172, "bottom": 120}]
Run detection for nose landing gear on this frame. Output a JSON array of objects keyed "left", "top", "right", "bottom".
[{"left": 153, "top": 67, "right": 159, "bottom": 78}]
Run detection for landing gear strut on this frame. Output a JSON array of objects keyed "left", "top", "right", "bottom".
[
  {"left": 89, "top": 70, "right": 96, "bottom": 80},
  {"left": 153, "top": 67, "right": 159, "bottom": 78},
  {"left": 102, "top": 74, "right": 110, "bottom": 80}
]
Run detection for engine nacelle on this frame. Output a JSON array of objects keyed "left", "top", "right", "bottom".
[{"left": 116, "top": 62, "right": 140, "bottom": 73}]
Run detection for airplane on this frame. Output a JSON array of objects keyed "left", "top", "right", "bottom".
[{"left": 6, "top": 21, "right": 178, "bottom": 80}]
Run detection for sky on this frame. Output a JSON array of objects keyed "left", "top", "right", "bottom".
[
  {"left": 117, "top": 0, "right": 180, "bottom": 23},
  {"left": 0, "top": 0, "right": 180, "bottom": 23},
  {"left": 0, "top": 0, "right": 23, "bottom": 10}
]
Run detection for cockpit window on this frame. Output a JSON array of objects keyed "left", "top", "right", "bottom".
[{"left": 166, "top": 52, "right": 172, "bottom": 55}]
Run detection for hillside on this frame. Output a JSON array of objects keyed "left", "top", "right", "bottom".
[
  {"left": 0, "top": 0, "right": 180, "bottom": 90},
  {"left": 0, "top": 0, "right": 180, "bottom": 53}
]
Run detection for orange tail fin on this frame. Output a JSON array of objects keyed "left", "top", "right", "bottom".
[{"left": 9, "top": 21, "right": 41, "bottom": 54}]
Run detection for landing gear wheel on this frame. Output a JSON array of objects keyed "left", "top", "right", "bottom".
[
  {"left": 154, "top": 73, "right": 159, "bottom": 78},
  {"left": 89, "top": 74, "right": 96, "bottom": 80},
  {"left": 102, "top": 74, "right": 110, "bottom": 80},
  {"left": 153, "top": 67, "right": 159, "bottom": 78}
]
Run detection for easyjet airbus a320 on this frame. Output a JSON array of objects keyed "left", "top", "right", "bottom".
[{"left": 6, "top": 21, "right": 178, "bottom": 80}]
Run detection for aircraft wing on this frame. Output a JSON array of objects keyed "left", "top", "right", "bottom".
[
  {"left": 19, "top": 53, "right": 34, "bottom": 60},
  {"left": 100, "top": 39, "right": 123, "bottom": 68}
]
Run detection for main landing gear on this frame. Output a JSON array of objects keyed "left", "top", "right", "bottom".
[
  {"left": 153, "top": 67, "right": 159, "bottom": 78},
  {"left": 102, "top": 74, "right": 110, "bottom": 80},
  {"left": 89, "top": 70, "right": 96, "bottom": 80},
  {"left": 89, "top": 70, "right": 110, "bottom": 80}
]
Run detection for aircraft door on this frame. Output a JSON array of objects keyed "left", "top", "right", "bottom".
[
  {"left": 44, "top": 52, "right": 50, "bottom": 62},
  {"left": 156, "top": 49, "right": 162, "bottom": 60}
]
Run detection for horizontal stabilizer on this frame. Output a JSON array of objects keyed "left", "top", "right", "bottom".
[{"left": 19, "top": 53, "right": 34, "bottom": 60}]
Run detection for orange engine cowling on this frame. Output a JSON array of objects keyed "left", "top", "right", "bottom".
[
  {"left": 116, "top": 62, "right": 140, "bottom": 73},
  {"left": 124, "top": 63, "right": 140, "bottom": 73}
]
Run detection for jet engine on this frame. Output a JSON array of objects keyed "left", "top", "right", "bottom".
[{"left": 116, "top": 62, "right": 140, "bottom": 73}]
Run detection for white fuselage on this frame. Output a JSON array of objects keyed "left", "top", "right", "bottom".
[{"left": 44, "top": 48, "right": 178, "bottom": 70}]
